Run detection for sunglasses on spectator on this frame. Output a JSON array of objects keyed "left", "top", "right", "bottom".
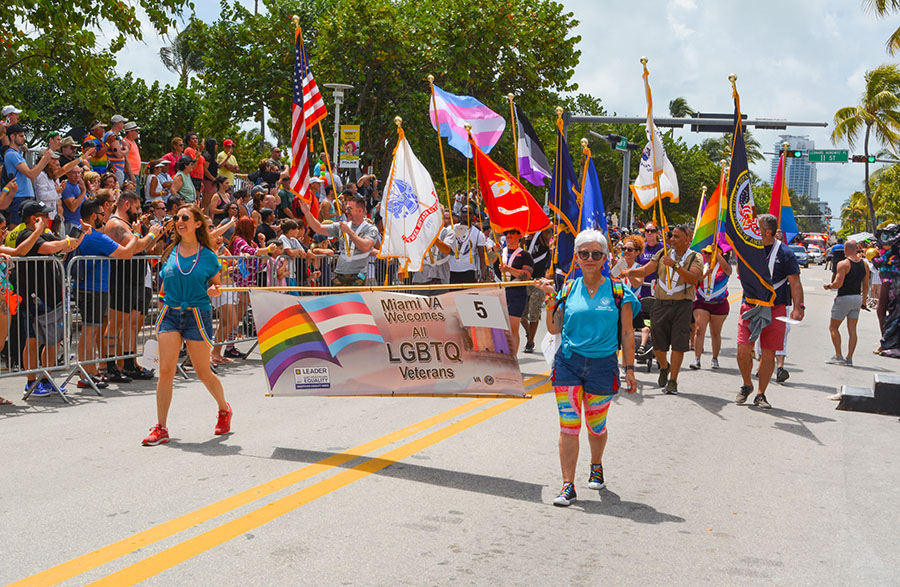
[
  {"left": 577, "top": 250, "right": 604, "bottom": 261},
  {"left": 621, "top": 247, "right": 636, "bottom": 252},
  {"left": 646, "top": 228, "right": 658, "bottom": 233},
  {"left": 175, "top": 214, "right": 193, "bottom": 222}
]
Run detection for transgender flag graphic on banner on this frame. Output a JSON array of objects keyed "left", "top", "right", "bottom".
[{"left": 429, "top": 85, "right": 505, "bottom": 158}]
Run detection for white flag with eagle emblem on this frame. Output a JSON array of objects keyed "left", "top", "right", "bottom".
[{"left": 379, "top": 131, "right": 442, "bottom": 273}]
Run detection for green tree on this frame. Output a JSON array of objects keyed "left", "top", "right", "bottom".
[
  {"left": 864, "top": 0, "right": 900, "bottom": 54},
  {"left": 668, "top": 97, "right": 695, "bottom": 118},
  {"left": 831, "top": 63, "right": 900, "bottom": 230},
  {"left": 0, "top": 0, "right": 192, "bottom": 114},
  {"left": 701, "top": 129, "right": 764, "bottom": 166},
  {"left": 159, "top": 24, "right": 205, "bottom": 86}
]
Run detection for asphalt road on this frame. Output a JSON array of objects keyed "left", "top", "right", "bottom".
[{"left": 1, "top": 266, "right": 898, "bottom": 586}]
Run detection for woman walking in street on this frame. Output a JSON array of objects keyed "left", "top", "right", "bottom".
[
  {"left": 689, "top": 244, "right": 732, "bottom": 370},
  {"left": 536, "top": 229, "right": 639, "bottom": 507},
  {"left": 142, "top": 205, "right": 232, "bottom": 445}
]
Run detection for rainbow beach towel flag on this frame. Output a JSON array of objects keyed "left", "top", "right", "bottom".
[
  {"left": 257, "top": 293, "right": 384, "bottom": 388},
  {"left": 690, "top": 177, "right": 731, "bottom": 253}
]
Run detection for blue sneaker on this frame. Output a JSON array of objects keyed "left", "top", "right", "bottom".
[{"left": 26, "top": 381, "right": 51, "bottom": 397}]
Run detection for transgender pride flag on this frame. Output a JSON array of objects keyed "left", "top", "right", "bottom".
[
  {"left": 429, "top": 85, "right": 505, "bottom": 158},
  {"left": 299, "top": 293, "right": 384, "bottom": 356}
]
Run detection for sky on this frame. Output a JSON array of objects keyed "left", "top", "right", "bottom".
[{"left": 114, "top": 0, "right": 900, "bottom": 227}]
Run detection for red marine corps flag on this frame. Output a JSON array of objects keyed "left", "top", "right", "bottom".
[
  {"left": 289, "top": 25, "right": 326, "bottom": 218},
  {"left": 468, "top": 134, "right": 550, "bottom": 235}
]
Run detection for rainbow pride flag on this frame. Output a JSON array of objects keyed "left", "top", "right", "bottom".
[
  {"left": 257, "top": 293, "right": 384, "bottom": 388},
  {"left": 769, "top": 152, "right": 799, "bottom": 243},
  {"left": 689, "top": 177, "right": 730, "bottom": 253}
]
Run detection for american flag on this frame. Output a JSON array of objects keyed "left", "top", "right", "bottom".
[{"left": 290, "top": 27, "right": 327, "bottom": 208}]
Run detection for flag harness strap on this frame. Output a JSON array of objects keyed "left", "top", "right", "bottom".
[
  {"left": 339, "top": 221, "right": 372, "bottom": 262},
  {"left": 768, "top": 240, "right": 787, "bottom": 291},
  {"left": 657, "top": 250, "right": 696, "bottom": 295}
]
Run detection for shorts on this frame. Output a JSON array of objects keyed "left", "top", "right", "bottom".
[
  {"left": 554, "top": 385, "right": 613, "bottom": 436},
  {"left": 632, "top": 309, "right": 649, "bottom": 331},
  {"left": 25, "top": 302, "right": 65, "bottom": 346},
  {"left": 552, "top": 351, "right": 620, "bottom": 396},
  {"left": 450, "top": 270, "right": 478, "bottom": 284},
  {"left": 76, "top": 290, "right": 109, "bottom": 326},
  {"left": 332, "top": 273, "right": 364, "bottom": 287},
  {"left": 505, "top": 287, "right": 527, "bottom": 318},
  {"left": 211, "top": 290, "right": 238, "bottom": 308},
  {"left": 522, "top": 285, "right": 544, "bottom": 322},
  {"left": 737, "top": 302, "right": 787, "bottom": 351},
  {"left": 693, "top": 298, "right": 730, "bottom": 316},
  {"left": 649, "top": 299, "right": 693, "bottom": 352},
  {"left": 831, "top": 294, "right": 862, "bottom": 321},
  {"left": 110, "top": 285, "right": 141, "bottom": 312},
  {"left": 156, "top": 305, "right": 214, "bottom": 345},
  {"left": 110, "top": 262, "right": 145, "bottom": 312}
]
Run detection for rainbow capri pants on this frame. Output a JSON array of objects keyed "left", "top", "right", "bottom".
[{"left": 552, "top": 352, "right": 619, "bottom": 436}]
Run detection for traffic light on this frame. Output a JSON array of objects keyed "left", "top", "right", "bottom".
[
  {"left": 851, "top": 155, "right": 877, "bottom": 163},
  {"left": 786, "top": 150, "right": 804, "bottom": 158}
]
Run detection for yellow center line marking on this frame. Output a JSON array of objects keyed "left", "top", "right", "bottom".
[
  {"left": 10, "top": 373, "right": 547, "bottom": 587},
  {"left": 87, "top": 381, "right": 554, "bottom": 587}
]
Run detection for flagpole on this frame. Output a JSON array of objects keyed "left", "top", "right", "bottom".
[
  {"left": 710, "top": 159, "right": 727, "bottom": 270},
  {"left": 777, "top": 140, "right": 790, "bottom": 232},
  {"left": 465, "top": 124, "right": 500, "bottom": 278},
  {"left": 641, "top": 56, "right": 671, "bottom": 287},
  {"left": 380, "top": 116, "right": 404, "bottom": 285},
  {"left": 550, "top": 106, "right": 564, "bottom": 273},
  {"left": 508, "top": 93, "right": 520, "bottom": 180},
  {"left": 427, "top": 74, "right": 454, "bottom": 215}
]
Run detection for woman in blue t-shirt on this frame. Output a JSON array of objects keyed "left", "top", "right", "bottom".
[
  {"left": 536, "top": 229, "right": 640, "bottom": 507},
  {"left": 142, "top": 205, "right": 232, "bottom": 446}
]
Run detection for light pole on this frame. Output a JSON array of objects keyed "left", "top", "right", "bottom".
[{"left": 323, "top": 83, "right": 353, "bottom": 173}]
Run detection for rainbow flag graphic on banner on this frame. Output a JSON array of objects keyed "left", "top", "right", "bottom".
[{"left": 257, "top": 293, "right": 384, "bottom": 388}]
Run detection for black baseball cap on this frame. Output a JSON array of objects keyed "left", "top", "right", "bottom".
[{"left": 20, "top": 200, "right": 53, "bottom": 219}]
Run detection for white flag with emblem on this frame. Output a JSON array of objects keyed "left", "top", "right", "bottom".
[{"left": 379, "top": 131, "right": 442, "bottom": 272}]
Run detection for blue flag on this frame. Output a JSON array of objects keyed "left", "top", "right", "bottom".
[
  {"left": 580, "top": 155, "right": 610, "bottom": 277},
  {"left": 548, "top": 125, "right": 579, "bottom": 278},
  {"left": 723, "top": 88, "right": 776, "bottom": 307}
]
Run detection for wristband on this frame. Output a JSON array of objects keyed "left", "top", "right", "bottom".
[
  {"left": 133, "top": 231, "right": 142, "bottom": 237},
  {"left": 148, "top": 232, "right": 156, "bottom": 240},
  {"left": 1, "top": 187, "right": 9, "bottom": 193},
  {"left": 624, "top": 365, "right": 635, "bottom": 371},
  {"left": 65, "top": 237, "right": 72, "bottom": 247}
]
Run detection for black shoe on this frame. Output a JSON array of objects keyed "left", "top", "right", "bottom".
[
  {"left": 123, "top": 367, "right": 155, "bottom": 380},
  {"left": 753, "top": 393, "right": 772, "bottom": 409},
  {"left": 664, "top": 379, "right": 679, "bottom": 395},
  {"left": 106, "top": 368, "right": 132, "bottom": 384},
  {"left": 776, "top": 367, "right": 790, "bottom": 383},
  {"left": 523, "top": 340, "right": 535, "bottom": 353},
  {"left": 224, "top": 347, "right": 244, "bottom": 359},
  {"left": 736, "top": 385, "right": 753, "bottom": 404},
  {"left": 657, "top": 365, "right": 669, "bottom": 388}
]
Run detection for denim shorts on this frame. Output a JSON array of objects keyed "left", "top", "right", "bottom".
[
  {"left": 156, "top": 305, "right": 214, "bottom": 345},
  {"left": 552, "top": 351, "right": 620, "bottom": 396}
]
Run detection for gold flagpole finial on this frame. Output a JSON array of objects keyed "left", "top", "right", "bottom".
[
  {"left": 701, "top": 185, "right": 707, "bottom": 197},
  {"left": 720, "top": 159, "right": 728, "bottom": 167},
  {"left": 728, "top": 73, "right": 737, "bottom": 83},
  {"left": 464, "top": 122, "right": 472, "bottom": 134},
  {"left": 580, "top": 138, "right": 588, "bottom": 147},
  {"left": 782, "top": 141, "right": 790, "bottom": 150},
  {"left": 292, "top": 15, "right": 299, "bottom": 26},
  {"left": 507, "top": 93, "right": 514, "bottom": 100},
  {"left": 394, "top": 116, "right": 402, "bottom": 127},
  {"left": 427, "top": 74, "right": 434, "bottom": 83},
  {"left": 640, "top": 56, "right": 648, "bottom": 65},
  {"left": 555, "top": 106, "right": 563, "bottom": 117}
]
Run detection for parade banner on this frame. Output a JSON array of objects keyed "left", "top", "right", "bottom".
[
  {"left": 339, "top": 125, "right": 360, "bottom": 169},
  {"left": 250, "top": 289, "right": 527, "bottom": 397}
]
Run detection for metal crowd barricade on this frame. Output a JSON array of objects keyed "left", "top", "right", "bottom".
[
  {"left": 63, "top": 254, "right": 162, "bottom": 394},
  {"left": 0, "top": 256, "right": 71, "bottom": 402}
]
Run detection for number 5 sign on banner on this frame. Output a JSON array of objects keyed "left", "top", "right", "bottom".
[{"left": 453, "top": 294, "right": 509, "bottom": 330}]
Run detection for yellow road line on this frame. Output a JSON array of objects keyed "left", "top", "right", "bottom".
[
  {"left": 10, "top": 373, "right": 546, "bottom": 587},
  {"left": 87, "top": 381, "right": 554, "bottom": 587}
]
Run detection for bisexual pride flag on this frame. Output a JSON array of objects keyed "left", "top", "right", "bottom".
[{"left": 429, "top": 85, "right": 505, "bottom": 158}]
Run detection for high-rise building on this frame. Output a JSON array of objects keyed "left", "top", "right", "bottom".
[{"left": 769, "top": 135, "right": 819, "bottom": 201}]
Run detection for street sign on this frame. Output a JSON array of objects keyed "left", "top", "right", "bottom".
[
  {"left": 614, "top": 137, "right": 628, "bottom": 151},
  {"left": 808, "top": 149, "right": 848, "bottom": 163}
]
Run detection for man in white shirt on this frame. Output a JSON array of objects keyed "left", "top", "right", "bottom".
[{"left": 448, "top": 205, "right": 488, "bottom": 283}]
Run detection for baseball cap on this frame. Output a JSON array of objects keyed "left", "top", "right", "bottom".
[
  {"left": 154, "top": 160, "right": 168, "bottom": 168},
  {"left": 110, "top": 114, "right": 128, "bottom": 124},
  {"left": 223, "top": 139, "right": 234, "bottom": 146},
  {"left": 122, "top": 121, "right": 140, "bottom": 131},
  {"left": 2, "top": 105, "right": 22, "bottom": 117},
  {"left": 309, "top": 177, "right": 324, "bottom": 184},
  {"left": 250, "top": 185, "right": 267, "bottom": 196},
  {"left": 20, "top": 200, "right": 53, "bottom": 219}
]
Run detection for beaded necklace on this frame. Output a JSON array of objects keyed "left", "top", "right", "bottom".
[{"left": 176, "top": 244, "right": 201, "bottom": 276}]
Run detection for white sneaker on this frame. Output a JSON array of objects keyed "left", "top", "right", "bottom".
[
  {"left": 689, "top": 358, "right": 701, "bottom": 370},
  {"left": 825, "top": 356, "right": 846, "bottom": 365},
  {"left": 710, "top": 358, "right": 720, "bottom": 370}
]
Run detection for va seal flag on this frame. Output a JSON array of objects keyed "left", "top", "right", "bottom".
[{"left": 727, "top": 171, "right": 762, "bottom": 247}]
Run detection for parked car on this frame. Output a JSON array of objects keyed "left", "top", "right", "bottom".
[
  {"left": 789, "top": 244, "right": 809, "bottom": 268},
  {"left": 807, "top": 245, "right": 823, "bottom": 265}
]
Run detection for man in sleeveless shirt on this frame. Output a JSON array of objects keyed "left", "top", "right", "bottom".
[{"left": 824, "top": 240, "right": 869, "bottom": 366}]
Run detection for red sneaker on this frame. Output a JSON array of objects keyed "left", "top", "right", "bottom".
[
  {"left": 215, "top": 403, "right": 232, "bottom": 435},
  {"left": 142, "top": 424, "right": 170, "bottom": 446}
]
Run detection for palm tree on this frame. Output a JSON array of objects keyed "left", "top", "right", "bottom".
[
  {"left": 841, "top": 191, "right": 868, "bottom": 232},
  {"left": 159, "top": 24, "right": 204, "bottom": 86},
  {"left": 832, "top": 63, "right": 900, "bottom": 230},
  {"left": 700, "top": 129, "right": 764, "bottom": 165},
  {"left": 668, "top": 97, "right": 695, "bottom": 118},
  {"left": 865, "top": 0, "right": 900, "bottom": 54}
]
